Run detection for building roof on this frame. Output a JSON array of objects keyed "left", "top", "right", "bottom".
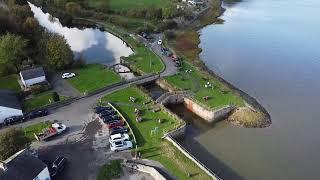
[
  {"left": 20, "top": 67, "right": 45, "bottom": 80},
  {"left": 0, "top": 149, "right": 47, "bottom": 180},
  {"left": 0, "top": 90, "right": 21, "bottom": 110}
]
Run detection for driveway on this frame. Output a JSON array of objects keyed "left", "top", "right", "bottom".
[
  {"left": 134, "top": 34, "right": 178, "bottom": 77},
  {"left": 49, "top": 73, "right": 81, "bottom": 97}
]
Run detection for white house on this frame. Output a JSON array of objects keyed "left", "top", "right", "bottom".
[
  {"left": 20, "top": 67, "right": 46, "bottom": 88},
  {"left": 0, "top": 90, "right": 23, "bottom": 123},
  {"left": 0, "top": 149, "right": 51, "bottom": 180}
]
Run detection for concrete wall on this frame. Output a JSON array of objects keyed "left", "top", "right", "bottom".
[
  {"left": 156, "top": 79, "right": 176, "bottom": 92},
  {"left": 165, "top": 136, "right": 221, "bottom": 180},
  {"left": 184, "top": 97, "right": 235, "bottom": 122},
  {"left": 0, "top": 106, "right": 23, "bottom": 123},
  {"left": 33, "top": 167, "right": 51, "bottom": 180}
]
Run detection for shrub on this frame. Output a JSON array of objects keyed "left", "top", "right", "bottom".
[{"left": 52, "top": 91, "right": 60, "bottom": 102}]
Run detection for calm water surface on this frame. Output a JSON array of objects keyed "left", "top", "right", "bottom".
[
  {"left": 194, "top": 0, "right": 320, "bottom": 179},
  {"left": 29, "top": 3, "right": 133, "bottom": 66}
]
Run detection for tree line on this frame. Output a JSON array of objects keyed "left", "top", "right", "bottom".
[{"left": 0, "top": 0, "right": 74, "bottom": 77}]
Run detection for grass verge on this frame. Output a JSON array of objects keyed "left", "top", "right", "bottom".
[
  {"left": 68, "top": 64, "right": 121, "bottom": 94},
  {"left": 88, "top": 0, "right": 172, "bottom": 11},
  {"left": 23, "top": 91, "right": 64, "bottom": 112},
  {"left": 97, "top": 160, "right": 123, "bottom": 180},
  {"left": 0, "top": 74, "right": 21, "bottom": 92},
  {"left": 23, "top": 122, "right": 51, "bottom": 141},
  {"left": 102, "top": 87, "right": 211, "bottom": 179}
]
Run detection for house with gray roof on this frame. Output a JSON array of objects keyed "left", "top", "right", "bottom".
[
  {"left": 20, "top": 67, "right": 46, "bottom": 88},
  {"left": 0, "top": 149, "right": 51, "bottom": 180},
  {"left": 0, "top": 90, "right": 23, "bottom": 123}
]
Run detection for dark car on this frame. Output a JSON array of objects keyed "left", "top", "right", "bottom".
[
  {"left": 94, "top": 106, "right": 112, "bottom": 114},
  {"left": 49, "top": 156, "right": 67, "bottom": 177},
  {"left": 101, "top": 115, "right": 121, "bottom": 121},
  {"left": 110, "top": 126, "right": 128, "bottom": 135},
  {"left": 99, "top": 110, "right": 116, "bottom": 117},
  {"left": 4, "top": 116, "right": 24, "bottom": 126},
  {"left": 25, "top": 109, "right": 48, "bottom": 119},
  {"left": 107, "top": 121, "right": 125, "bottom": 129}
]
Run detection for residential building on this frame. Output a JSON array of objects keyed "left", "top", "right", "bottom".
[
  {"left": 20, "top": 67, "right": 46, "bottom": 88},
  {"left": 0, "top": 90, "right": 23, "bottom": 123},
  {"left": 0, "top": 149, "right": 51, "bottom": 180}
]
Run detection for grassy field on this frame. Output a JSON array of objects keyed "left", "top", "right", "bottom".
[
  {"left": 23, "top": 92, "right": 64, "bottom": 112},
  {"left": 0, "top": 75, "right": 21, "bottom": 92},
  {"left": 102, "top": 87, "right": 210, "bottom": 179},
  {"left": 68, "top": 64, "right": 121, "bottom": 94},
  {"left": 23, "top": 122, "right": 52, "bottom": 141},
  {"left": 124, "top": 37, "right": 164, "bottom": 74},
  {"left": 88, "top": 0, "right": 172, "bottom": 10},
  {"left": 165, "top": 61, "right": 245, "bottom": 109}
]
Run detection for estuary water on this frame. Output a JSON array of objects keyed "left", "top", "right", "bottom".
[{"left": 192, "top": 0, "right": 320, "bottom": 179}]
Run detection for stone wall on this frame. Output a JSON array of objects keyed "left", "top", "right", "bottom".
[
  {"left": 184, "top": 97, "right": 235, "bottom": 122},
  {"left": 156, "top": 79, "right": 176, "bottom": 92}
]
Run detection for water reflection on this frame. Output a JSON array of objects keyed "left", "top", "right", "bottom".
[{"left": 29, "top": 3, "right": 133, "bottom": 65}]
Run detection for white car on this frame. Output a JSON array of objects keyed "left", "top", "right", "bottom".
[
  {"left": 157, "top": 39, "right": 162, "bottom": 45},
  {"left": 110, "top": 140, "right": 133, "bottom": 152},
  {"left": 62, "top": 72, "right": 76, "bottom": 79},
  {"left": 109, "top": 133, "right": 129, "bottom": 143}
]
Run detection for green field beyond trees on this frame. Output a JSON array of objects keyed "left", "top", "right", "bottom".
[{"left": 89, "top": 0, "right": 173, "bottom": 10}]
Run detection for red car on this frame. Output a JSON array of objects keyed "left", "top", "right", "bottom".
[
  {"left": 107, "top": 121, "right": 125, "bottom": 129},
  {"left": 170, "top": 55, "right": 178, "bottom": 61}
]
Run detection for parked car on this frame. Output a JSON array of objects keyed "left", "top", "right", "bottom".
[
  {"left": 107, "top": 121, "right": 125, "bottom": 129},
  {"left": 110, "top": 140, "right": 133, "bottom": 152},
  {"left": 99, "top": 110, "right": 117, "bottom": 117},
  {"left": 157, "top": 39, "right": 162, "bottom": 45},
  {"left": 49, "top": 156, "right": 67, "bottom": 177},
  {"left": 25, "top": 109, "right": 48, "bottom": 119},
  {"left": 110, "top": 127, "right": 128, "bottom": 135},
  {"left": 102, "top": 116, "right": 121, "bottom": 123},
  {"left": 4, "top": 116, "right": 24, "bottom": 126},
  {"left": 62, "top": 72, "right": 76, "bottom": 79},
  {"left": 94, "top": 106, "right": 112, "bottom": 114},
  {"left": 109, "top": 133, "right": 129, "bottom": 143}
]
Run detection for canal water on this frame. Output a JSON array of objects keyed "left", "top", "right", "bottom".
[
  {"left": 29, "top": 3, "right": 135, "bottom": 79},
  {"left": 190, "top": 0, "right": 320, "bottom": 179}
]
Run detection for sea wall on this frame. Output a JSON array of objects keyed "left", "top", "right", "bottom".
[{"left": 158, "top": 91, "right": 234, "bottom": 123}]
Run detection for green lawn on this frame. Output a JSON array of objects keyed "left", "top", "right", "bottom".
[
  {"left": 0, "top": 75, "right": 21, "bottom": 92},
  {"left": 89, "top": 0, "right": 172, "bottom": 10},
  {"left": 165, "top": 61, "right": 245, "bottom": 109},
  {"left": 124, "top": 37, "right": 164, "bottom": 74},
  {"left": 23, "top": 122, "right": 51, "bottom": 141},
  {"left": 67, "top": 64, "right": 121, "bottom": 94},
  {"left": 102, "top": 87, "right": 210, "bottom": 179},
  {"left": 23, "top": 92, "right": 63, "bottom": 112}
]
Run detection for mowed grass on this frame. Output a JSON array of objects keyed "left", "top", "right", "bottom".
[
  {"left": 102, "top": 87, "right": 210, "bottom": 179},
  {"left": 68, "top": 64, "right": 121, "bottom": 94},
  {"left": 89, "top": 0, "right": 172, "bottom": 10},
  {"left": 165, "top": 62, "right": 245, "bottom": 109},
  {"left": 0, "top": 74, "right": 21, "bottom": 92},
  {"left": 23, "top": 122, "right": 52, "bottom": 141},
  {"left": 23, "top": 92, "right": 65, "bottom": 112},
  {"left": 124, "top": 37, "right": 164, "bottom": 74}
]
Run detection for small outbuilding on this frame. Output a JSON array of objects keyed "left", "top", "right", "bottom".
[
  {"left": 0, "top": 149, "right": 51, "bottom": 180},
  {"left": 0, "top": 90, "right": 23, "bottom": 123},
  {"left": 20, "top": 67, "right": 46, "bottom": 88}
]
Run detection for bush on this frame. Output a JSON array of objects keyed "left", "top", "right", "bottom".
[
  {"left": 52, "top": 91, "right": 60, "bottom": 102},
  {"left": 0, "top": 128, "right": 31, "bottom": 160},
  {"left": 97, "top": 160, "right": 123, "bottom": 180},
  {"left": 29, "top": 83, "right": 51, "bottom": 95},
  {"left": 157, "top": 20, "right": 177, "bottom": 31}
]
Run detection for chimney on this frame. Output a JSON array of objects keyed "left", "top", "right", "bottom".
[{"left": 0, "top": 161, "right": 7, "bottom": 171}]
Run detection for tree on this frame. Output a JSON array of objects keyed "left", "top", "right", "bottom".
[
  {"left": 0, "top": 33, "right": 27, "bottom": 73},
  {"left": 65, "top": 2, "right": 81, "bottom": 15},
  {"left": 0, "top": 128, "right": 31, "bottom": 160},
  {"left": 22, "top": 17, "right": 40, "bottom": 35},
  {"left": 41, "top": 33, "right": 73, "bottom": 70},
  {"left": 162, "top": 5, "right": 174, "bottom": 19}
]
